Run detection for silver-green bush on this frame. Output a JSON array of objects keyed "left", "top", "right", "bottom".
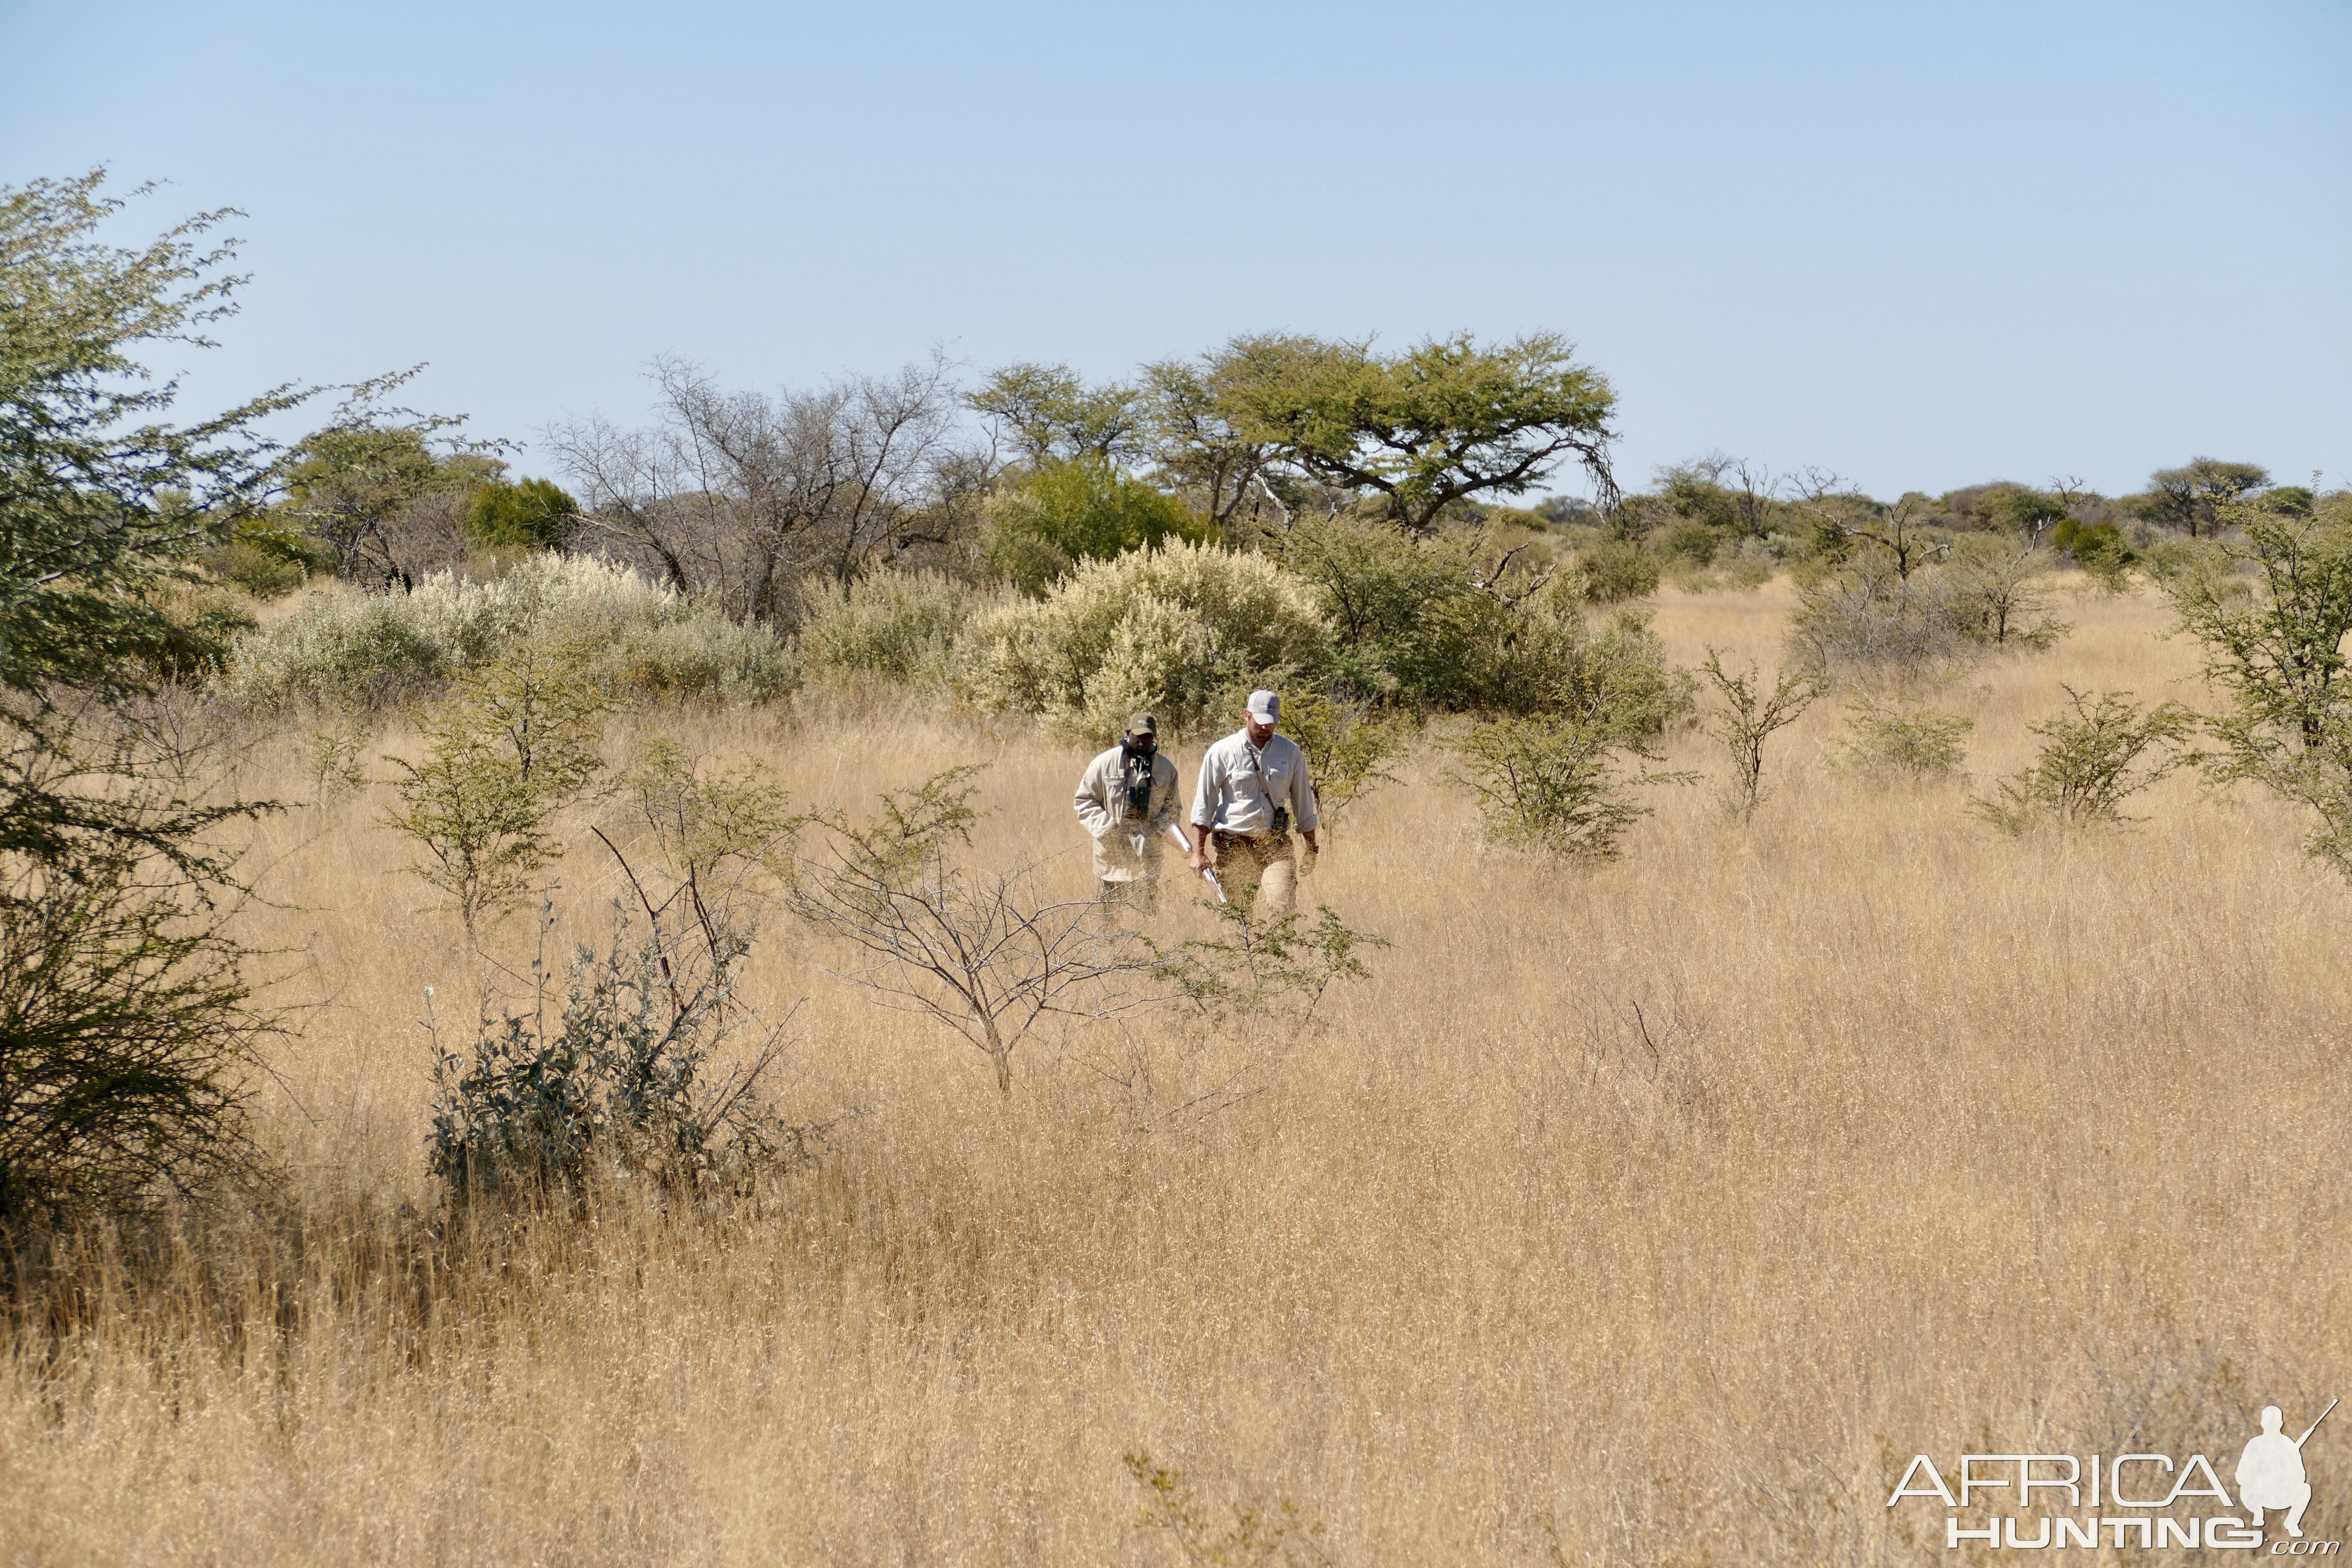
[
  {"left": 798, "top": 567, "right": 1009, "bottom": 686},
  {"left": 965, "top": 539, "right": 1331, "bottom": 739},
  {"left": 227, "top": 554, "right": 797, "bottom": 708}
]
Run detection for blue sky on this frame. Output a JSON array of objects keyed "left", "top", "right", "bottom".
[{"left": 5, "top": 0, "right": 2346, "bottom": 500}]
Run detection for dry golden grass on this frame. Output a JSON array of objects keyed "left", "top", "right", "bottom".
[{"left": 5, "top": 582, "right": 2347, "bottom": 1565}]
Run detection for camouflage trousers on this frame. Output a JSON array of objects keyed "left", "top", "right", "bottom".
[{"left": 1211, "top": 832, "right": 1298, "bottom": 919}]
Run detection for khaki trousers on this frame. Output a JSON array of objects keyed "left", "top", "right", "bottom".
[{"left": 1212, "top": 833, "right": 1297, "bottom": 919}]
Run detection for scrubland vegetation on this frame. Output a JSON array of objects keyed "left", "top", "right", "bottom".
[{"left": 8, "top": 171, "right": 2352, "bottom": 1564}]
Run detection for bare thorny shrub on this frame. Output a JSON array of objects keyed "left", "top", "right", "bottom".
[
  {"left": 782, "top": 766, "right": 1387, "bottom": 1112},
  {"left": 544, "top": 353, "right": 981, "bottom": 619},
  {"left": 784, "top": 768, "right": 1173, "bottom": 1097},
  {"left": 1788, "top": 502, "right": 2068, "bottom": 686}
]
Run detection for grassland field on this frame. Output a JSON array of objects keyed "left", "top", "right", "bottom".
[{"left": 3, "top": 579, "right": 2346, "bottom": 1566}]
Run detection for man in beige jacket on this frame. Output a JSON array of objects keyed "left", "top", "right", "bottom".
[{"left": 1074, "top": 713, "right": 1182, "bottom": 905}]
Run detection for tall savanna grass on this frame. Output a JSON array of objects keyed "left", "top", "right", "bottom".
[{"left": 3, "top": 582, "right": 2344, "bottom": 1565}]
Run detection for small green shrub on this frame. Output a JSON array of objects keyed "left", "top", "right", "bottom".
[
  {"left": 983, "top": 457, "right": 1207, "bottom": 594},
  {"left": 465, "top": 477, "right": 578, "bottom": 550},
  {"left": 383, "top": 643, "right": 610, "bottom": 931},
  {"left": 1450, "top": 714, "right": 1694, "bottom": 861},
  {"left": 1838, "top": 700, "right": 1973, "bottom": 781},
  {"left": 1154, "top": 903, "right": 1385, "bottom": 1028},
  {"left": 968, "top": 539, "right": 1330, "bottom": 739},
  {"left": 2055, "top": 517, "right": 2135, "bottom": 577},
  {"left": 1699, "top": 650, "right": 1822, "bottom": 819},
  {"left": 210, "top": 516, "right": 331, "bottom": 599},
  {"left": 1659, "top": 517, "right": 1721, "bottom": 567},
  {"left": 1436, "top": 587, "right": 1694, "bottom": 734},
  {"left": 1975, "top": 687, "right": 2197, "bottom": 832},
  {"left": 1718, "top": 540, "right": 1777, "bottom": 588},
  {"left": 149, "top": 582, "right": 258, "bottom": 681},
  {"left": 1276, "top": 512, "right": 1482, "bottom": 703},
  {"left": 1268, "top": 686, "right": 1411, "bottom": 825},
  {"left": 1574, "top": 538, "right": 1660, "bottom": 603},
  {"left": 212, "top": 540, "right": 311, "bottom": 599}
]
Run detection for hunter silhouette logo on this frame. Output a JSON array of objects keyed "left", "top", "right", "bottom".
[
  {"left": 1886, "top": 1394, "right": 2339, "bottom": 1551},
  {"left": 2241, "top": 1399, "right": 2334, "bottom": 1539}
]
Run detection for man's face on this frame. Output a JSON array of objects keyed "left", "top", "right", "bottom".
[
  {"left": 1127, "top": 729, "right": 1155, "bottom": 754},
  {"left": 1244, "top": 715, "right": 1275, "bottom": 745}
]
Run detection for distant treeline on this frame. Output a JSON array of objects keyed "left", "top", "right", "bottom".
[{"left": 208, "top": 335, "right": 2335, "bottom": 621}]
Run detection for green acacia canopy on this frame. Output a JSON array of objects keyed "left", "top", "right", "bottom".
[{"left": 1215, "top": 331, "right": 1619, "bottom": 534}]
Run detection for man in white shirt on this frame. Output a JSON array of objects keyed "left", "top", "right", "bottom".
[
  {"left": 1073, "top": 712, "right": 1181, "bottom": 905},
  {"left": 1188, "top": 689, "right": 1320, "bottom": 918}
]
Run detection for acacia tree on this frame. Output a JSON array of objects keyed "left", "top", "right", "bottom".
[
  {"left": 1788, "top": 474, "right": 1948, "bottom": 582},
  {"left": 1139, "top": 339, "right": 1293, "bottom": 539},
  {"left": 1, "top": 172, "right": 303, "bottom": 1220},
  {"left": 1215, "top": 331, "right": 1621, "bottom": 535},
  {"left": 966, "top": 361, "right": 1143, "bottom": 466},
  {"left": 1977, "top": 483, "right": 2070, "bottom": 548},
  {"left": 2171, "top": 498, "right": 2352, "bottom": 875},
  {"left": 2143, "top": 458, "right": 2271, "bottom": 538},
  {"left": 278, "top": 379, "right": 510, "bottom": 589}
]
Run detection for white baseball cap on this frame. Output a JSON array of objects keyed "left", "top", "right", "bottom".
[{"left": 1245, "top": 689, "right": 1280, "bottom": 723}]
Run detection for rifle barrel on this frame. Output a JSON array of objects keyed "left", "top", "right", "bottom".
[{"left": 2297, "top": 1396, "right": 2338, "bottom": 1448}]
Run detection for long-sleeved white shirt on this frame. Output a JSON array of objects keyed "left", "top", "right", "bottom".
[
  {"left": 1190, "top": 729, "right": 1318, "bottom": 837},
  {"left": 1074, "top": 744, "right": 1180, "bottom": 881}
]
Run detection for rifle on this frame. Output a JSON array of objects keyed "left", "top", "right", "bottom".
[
  {"left": 1163, "top": 824, "right": 1228, "bottom": 903},
  {"left": 2298, "top": 1398, "right": 2338, "bottom": 1448}
]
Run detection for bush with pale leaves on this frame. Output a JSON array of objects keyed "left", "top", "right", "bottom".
[
  {"left": 965, "top": 539, "right": 1330, "bottom": 739},
  {"left": 227, "top": 554, "right": 796, "bottom": 707}
]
